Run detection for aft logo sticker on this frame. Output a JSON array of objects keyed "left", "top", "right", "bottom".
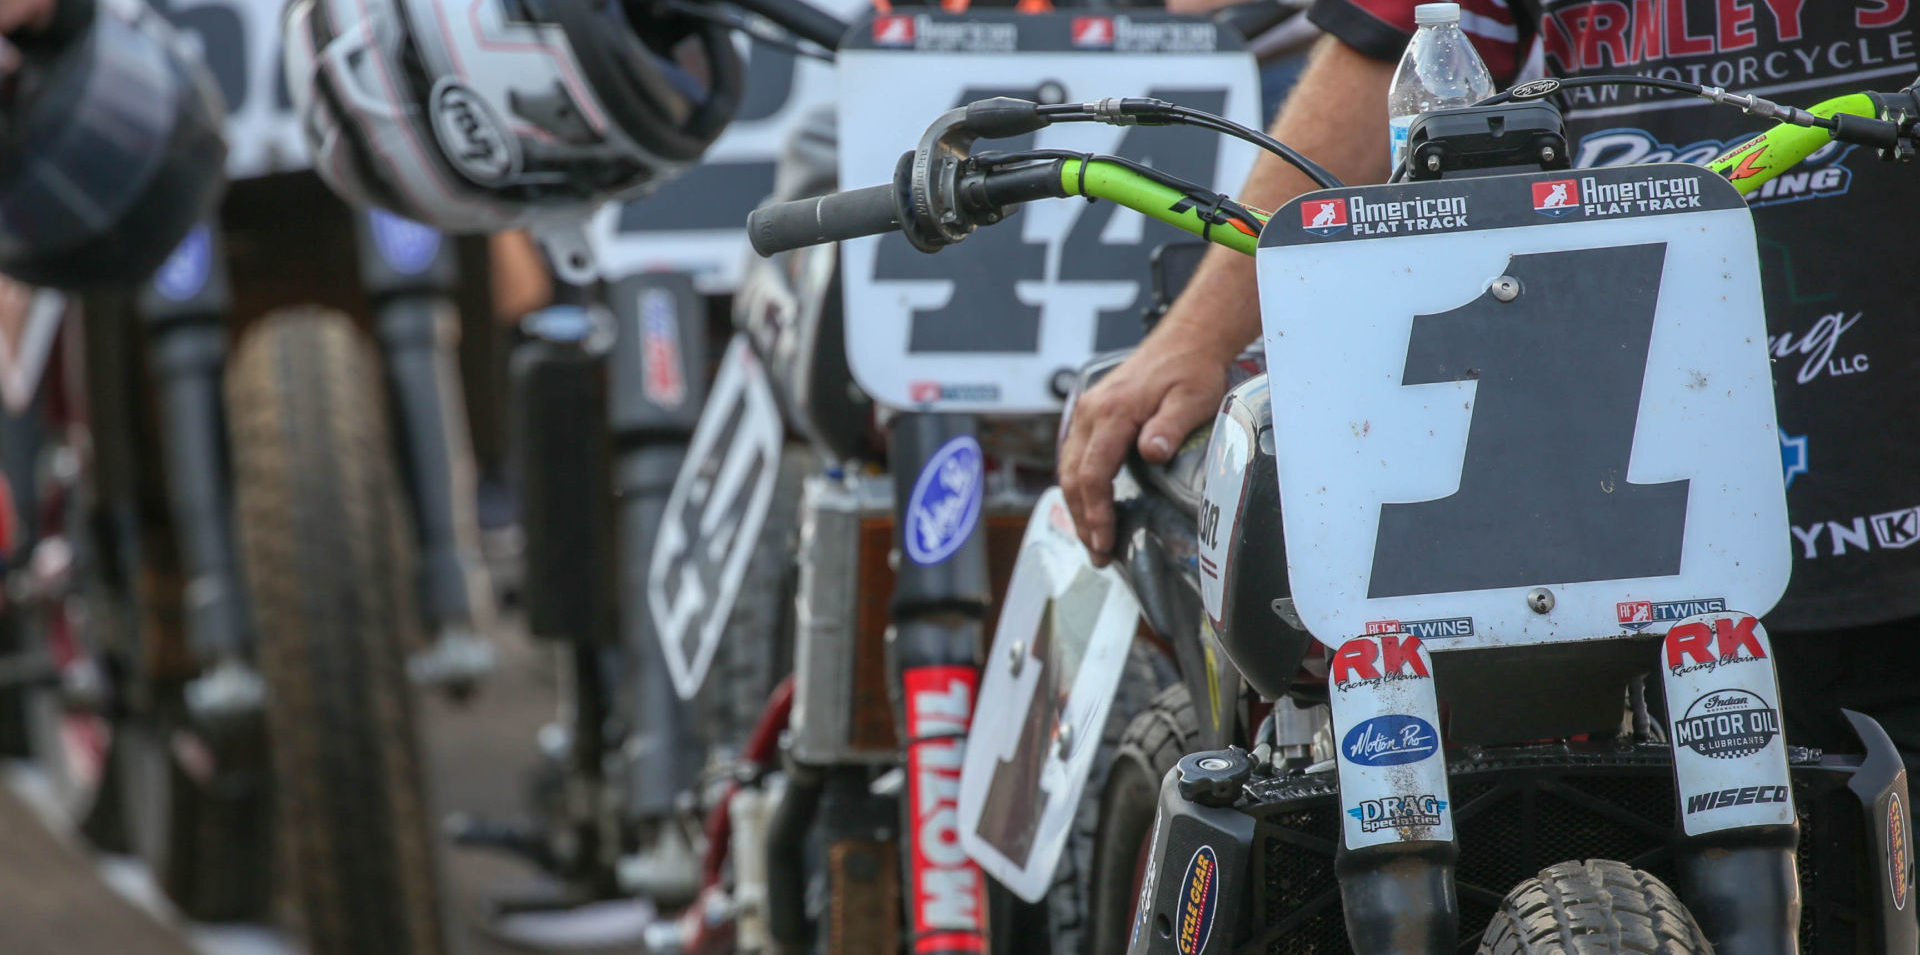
[
  {"left": 873, "top": 13, "right": 914, "bottom": 45},
  {"left": 1299, "top": 198, "right": 1348, "bottom": 236},
  {"left": 904, "top": 436, "right": 984, "bottom": 566},
  {"left": 1363, "top": 616, "right": 1473, "bottom": 639},
  {"left": 1531, "top": 179, "right": 1580, "bottom": 217},
  {"left": 1071, "top": 15, "right": 1113, "bottom": 47},
  {"left": 1174, "top": 845, "right": 1218, "bottom": 955}
]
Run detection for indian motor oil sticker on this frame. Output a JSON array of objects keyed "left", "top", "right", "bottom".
[
  {"left": 1329, "top": 633, "right": 1454, "bottom": 850},
  {"left": 1660, "top": 612, "right": 1795, "bottom": 836}
]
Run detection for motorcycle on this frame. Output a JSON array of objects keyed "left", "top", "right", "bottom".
[{"left": 745, "top": 70, "right": 1920, "bottom": 951}]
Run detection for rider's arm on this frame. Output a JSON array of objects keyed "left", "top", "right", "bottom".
[{"left": 1058, "top": 36, "right": 1393, "bottom": 564}]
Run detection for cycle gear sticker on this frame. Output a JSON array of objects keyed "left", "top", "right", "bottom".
[
  {"left": 1658, "top": 611, "right": 1795, "bottom": 836},
  {"left": 646, "top": 336, "right": 783, "bottom": 700},
  {"left": 1175, "top": 845, "right": 1219, "bottom": 955},
  {"left": 1257, "top": 165, "right": 1789, "bottom": 649},
  {"left": 1328, "top": 633, "right": 1453, "bottom": 850},
  {"left": 958, "top": 488, "right": 1141, "bottom": 901},
  {"left": 837, "top": 10, "right": 1261, "bottom": 412}
]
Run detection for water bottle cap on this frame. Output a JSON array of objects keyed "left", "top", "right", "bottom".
[{"left": 1413, "top": 2, "right": 1461, "bottom": 24}]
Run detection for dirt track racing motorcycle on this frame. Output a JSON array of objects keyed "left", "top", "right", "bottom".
[{"left": 745, "top": 71, "right": 1920, "bottom": 952}]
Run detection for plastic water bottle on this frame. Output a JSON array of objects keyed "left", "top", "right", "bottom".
[{"left": 1387, "top": 3, "right": 1495, "bottom": 171}]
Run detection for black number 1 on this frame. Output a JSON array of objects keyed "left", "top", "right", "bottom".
[{"left": 1368, "top": 243, "right": 1689, "bottom": 598}]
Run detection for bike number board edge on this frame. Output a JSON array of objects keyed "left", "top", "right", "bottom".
[
  {"left": 1328, "top": 632, "right": 1453, "bottom": 850},
  {"left": 837, "top": 11, "right": 1261, "bottom": 413},
  {"left": 957, "top": 486, "right": 1143, "bottom": 901},
  {"left": 1257, "top": 165, "right": 1790, "bottom": 649},
  {"left": 646, "top": 335, "right": 784, "bottom": 700},
  {"left": 1658, "top": 611, "right": 1794, "bottom": 836}
]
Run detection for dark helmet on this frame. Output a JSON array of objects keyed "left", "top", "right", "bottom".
[
  {"left": 283, "top": 0, "right": 745, "bottom": 234},
  {"left": 0, "top": 0, "right": 228, "bottom": 290}
]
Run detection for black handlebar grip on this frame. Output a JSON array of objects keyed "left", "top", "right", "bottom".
[
  {"left": 726, "top": 0, "right": 850, "bottom": 51},
  {"left": 747, "top": 184, "right": 902, "bottom": 257}
]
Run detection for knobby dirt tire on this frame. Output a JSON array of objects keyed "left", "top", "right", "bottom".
[
  {"left": 1478, "top": 859, "right": 1710, "bottom": 955},
  {"left": 227, "top": 308, "right": 448, "bottom": 955},
  {"left": 1081, "top": 678, "right": 1199, "bottom": 955}
]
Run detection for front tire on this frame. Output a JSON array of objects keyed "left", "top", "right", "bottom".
[
  {"left": 1478, "top": 860, "right": 1709, "bottom": 955},
  {"left": 1080, "top": 679, "right": 1199, "bottom": 955},
  {"left": 227, "top": 308, "right": 447, "bottom": 955}
]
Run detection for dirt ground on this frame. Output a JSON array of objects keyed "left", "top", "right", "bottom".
[{"left": 0, "top": 616, "right": 634, "bottom": 955}]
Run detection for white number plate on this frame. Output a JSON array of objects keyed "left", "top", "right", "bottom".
[
  {"left": 154, "top": 0, "right": 307, "bottom": 179},
  {"left": 1256, "top": 165, "right": 1790, "bottom": 648},
  {"left": 837, "top": 11, "right": 1260, "bottom": 412},
  {"left": 589, "top": 0, "right": 868, "bottom": 292},
  {"left": 646, "top": 336, "right": 785, "bottom": 699},
  {"left": 958, "top": 487, "right": 1141, "bottom": 901}
]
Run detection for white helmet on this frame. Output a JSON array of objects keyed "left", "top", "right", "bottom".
[{"left": 283, "top": 0, "right": 743, "bottom": 233}]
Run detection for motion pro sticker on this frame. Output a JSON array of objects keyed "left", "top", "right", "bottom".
[
  {"left": 368, "top": 209, "right": 442, "bottom": 276},
  {"left": 1175, "top": 845, "right": 1218, "bottom": 955},
  {"left": 905, "top": 436, "right": 983, "bottom": 565},
  {"left": 1341, "top": 714, "right": 1439, "bottom": 767},
  {"left": 153, "top": 226, "right": 213, "bottom": 302}
]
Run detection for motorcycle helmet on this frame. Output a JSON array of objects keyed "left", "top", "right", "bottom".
[
  {"left": 284, "top": 0, "right": 744, "bottom": 234},
  {"left": 0, "top": 0, "right": 228, "bottom": 290}
]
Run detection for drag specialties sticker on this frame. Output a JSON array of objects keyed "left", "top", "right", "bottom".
[
  {"left": 1175, "top": 845, "right": 1218, "bottom": 955},
  {"left": 1328, "top": 633, "right": 1453, "bottom": 850},
  {"left": 1661, "top": 611, "right": 1795, "bottom": 836},
  {"left": 153, "top": 226, "right": 214, "bottom": 302},
  {"left": 904, "top": 436, "right": 984, "bottom": 566},
  {"left": 1893, "top": 792, "right": 1911, "bottom": 911},
  {"left": 367, "top": 209, "right": 442, "bottom": 276}
]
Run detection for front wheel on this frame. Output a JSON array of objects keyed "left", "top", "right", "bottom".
[
  {"left": 1079, "top": 679, "right": 1200, "bottom": 955},
  {"left": 227, "top": 308, "right": 448, "bottom": 955},
  {"left": 1477, "top": 860, "right": 1709, "bottom": 955}
]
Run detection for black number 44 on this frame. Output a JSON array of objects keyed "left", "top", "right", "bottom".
[{"left": 1368, "top": 243, "right": 1689, "bottom": 598}]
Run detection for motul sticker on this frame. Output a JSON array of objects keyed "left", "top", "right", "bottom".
[
  {"left": 1329, "top": 633, "right": 1453, "bottom": 849},
  {"left": 904, "top": 665, "right": 987, "bottom": 954},
  {"left": 1661, "top": 612, "right": 1794, "bottom": 836},
  {"left": 1174, "top": 845, "right": 1218, "bottom": 955}
]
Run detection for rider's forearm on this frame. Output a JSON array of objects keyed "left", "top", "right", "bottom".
[{"left": 1161, "top": 36, "right": 1395, "bottom": 357}]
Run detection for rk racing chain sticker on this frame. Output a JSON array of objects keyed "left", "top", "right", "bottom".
[
  {"left": 1328, "top": 633, "right": 1453, "bottom": 850},
  {"left": 903, "top": 665, "right": 988, "bottom": 954},
  {"left": 904, "top": 436, "right": 984, "bottom": 566},
  {"left": 1660, "top": 611, "right": 1795, "bottom": 836}
]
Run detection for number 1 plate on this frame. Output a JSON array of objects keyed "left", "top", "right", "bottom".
[
  {"left": 836, "top": 11, "right": 1261, "bottom": 412},
  {"left": 1257, "top": 165, "right": 1790, "bottom": 648}
]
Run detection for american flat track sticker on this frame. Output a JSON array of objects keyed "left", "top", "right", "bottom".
[{"left": 1258, "top": 165, "right": 1789, "bottom": 649}]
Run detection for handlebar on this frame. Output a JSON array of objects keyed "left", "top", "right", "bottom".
[
  {"left": 749, "top": 181, "right": 903, "bottom": 256},
  {"left": 747, "top": 76, "right": 1915, "bottom": 261},
  {"left": 724, "top": 0, "right": 849, "bottom": 51}
]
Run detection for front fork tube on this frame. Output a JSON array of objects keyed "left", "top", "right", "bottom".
[
  {"left": 139, "top": 223, "right": 261, "bottom": 723},
  {"left": 888, "top": 413, "right": 992, "bottom": 955},
  {"left": 355, "top": 212, "right": 495, "bottom": 689}
]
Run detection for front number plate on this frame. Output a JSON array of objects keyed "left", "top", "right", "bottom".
[{"left": 1257, "top": 165, "right": 1790, "bottom": 648}]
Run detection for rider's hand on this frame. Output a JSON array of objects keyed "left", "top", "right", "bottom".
[
  {"left": 0, "top": 0, "right": 55, "bottom": 36},
  {"left": 1059, "top": 315, "right": 1243, "bottom": 567}
]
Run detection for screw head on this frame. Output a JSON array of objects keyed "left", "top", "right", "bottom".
[
  {"left": 1425, "top": 153, "right": 1443, "bottom": 172},
  {"left": 1007, "top": 640, "right": 1025, "bottom": 675},
  {"left": 1527, "top": 587, "right": 1556, "bottom": 614},
  {"left": 1056, "top": 722, "right": 1074, "bottom": 758},
  {"left": 1490, "top": 275, "right": 1521, "bottom": 302},
  {"left": 1540, "top": 145, "right": 1558, "bottom": 162}
]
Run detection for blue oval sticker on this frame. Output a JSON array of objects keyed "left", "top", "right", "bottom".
[
  {"left": 904, "top": 436, "right": 983, "bottom": 566},
  {"left": 369, "top": 209, "right": 442, "bottom": 276},
  {"left": 1175, "top": 845, "right": 1218, "bottom": 955},
  {"left": 1341, "top": 714, "right": 1440, "bottom": 767},
  {"left": 152, "top": 226, "right": 212, "bottom": 302}
]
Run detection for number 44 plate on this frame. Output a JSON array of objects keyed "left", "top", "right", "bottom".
[
  {"left": 958, "top": 488, "right": 1141, "bottom": 901},
  {"left": 1258, "top": 165, "right": 1790, "bottom": 649}
]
